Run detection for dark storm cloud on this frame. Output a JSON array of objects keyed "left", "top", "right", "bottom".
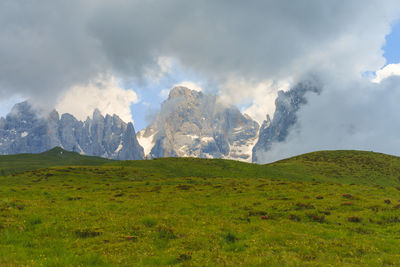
[
  {"left": 0, "top": 1, "right": 107, "bottom": 103},
  {"left": 89, "top": 0, "right": 399, "bottom": 82}
]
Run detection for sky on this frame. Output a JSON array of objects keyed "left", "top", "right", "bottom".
[
  {"left": 1, "top": 1, "right": 400, "bottom": 161},
  {"left": 383, "top": 19, "right": 400, "bottom": 65},
  {"left": 129, "top": 17, "right": 400, "bottom": 131}
]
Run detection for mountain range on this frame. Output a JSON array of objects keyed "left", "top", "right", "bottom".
[
  {"left": 0, "top": 83, "right": 318, "bottom": 162},
  {"left": 0, "top": 101, "right": 143, "bottom": 160}
]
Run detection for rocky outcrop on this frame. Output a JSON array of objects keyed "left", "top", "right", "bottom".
[
  {"left": 0, "top": 101, "right": 144, "bottom": 160},
  {"left": 137, "top": 86, "right": 259, "bottom": 162}
]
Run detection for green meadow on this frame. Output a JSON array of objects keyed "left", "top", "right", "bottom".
[{"left": 1, "top": 148, "right": 400, "bottom": 266}]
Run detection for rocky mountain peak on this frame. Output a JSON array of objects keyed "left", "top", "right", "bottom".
[
  {"left": 92, "top": 108, "right": 104, "bottom": 121},
  {"left": 260, "top": 114, "right": 271, "bottom": 130},
  {"left": 8, "top": 101, "right": 35, "bottom": 118},
  {"left": 138, "top": 86, "right": 259, "bottom": 162},
  {"left": 168, "top": 86, "right": 203, "bottom": 100},
  {"left": 48, "top": 110, "right": 60, "bottom": 121}
]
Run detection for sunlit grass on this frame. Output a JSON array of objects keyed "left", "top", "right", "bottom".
[{"left": 1, "top": 160, "right": 400, "bottom": 266}]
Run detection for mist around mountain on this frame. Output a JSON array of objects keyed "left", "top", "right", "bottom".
[
  {"left": 136, "top": 83, "right": 324, "bottom": 163},
  {"left": 0, "top": 82, "right": 323, "bottom": 163},
  {"left": 252, "top": 81, "right": 321, "bottom": 163}
]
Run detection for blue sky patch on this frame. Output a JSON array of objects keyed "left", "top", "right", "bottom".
[{"left": 383, "top": 19, "right": 400, "bottom": 65}]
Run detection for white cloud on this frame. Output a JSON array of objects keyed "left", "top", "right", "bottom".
[
  {"left": 255, "top": 75, "right": 400, "bottom": 163},
  {"left": 145, "top": 56, "right": 175, "bottom": 84},
  {"left": 159, "top": 88, "right": 170, "bottom": 99},
  {"left": 373, "top": 63, "right": 400, "bottom": 83},
  {"left": 159, "top": 81, "right": 203, "bottom": 100},
  {"left": 56, "top": 76, "right": 138, "bottom": 123},
  {"left": 220, "top": 78, "right": 291, "bottom": 124},
  {"left": 174, "top": 81, "right": 203, "bottom": 92},
  {"left": 242, "top": 91, "right": 278, "bottom": 124}
]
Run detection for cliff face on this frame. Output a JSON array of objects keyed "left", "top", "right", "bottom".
[
  {"left": 137, "top": 86, "right": 259, "bottom": 162},
  {"left": 0, "top": 101, "right": 144, "bottom": 160}
]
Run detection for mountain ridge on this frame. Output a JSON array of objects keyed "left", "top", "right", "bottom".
[
  {"left": 0, "top": 101, "right": 144, "bottom": 160},
  {"left": 0, "top": 82, "right": 321, "bottom": 163}
]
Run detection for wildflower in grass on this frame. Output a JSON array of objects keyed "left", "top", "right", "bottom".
[
  {"left": 341, "top": 202, "right": 353, "bottom": 206},
  {"left": 158, "top": 227, "right": 176, "bottom": 239},
  {"left": 127, "top": 235, "right": 137, "bottom": 241}
]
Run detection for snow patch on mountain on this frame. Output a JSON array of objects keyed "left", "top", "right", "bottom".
[{"left": 137, "top": 129, "right": 157, "bottom": 158}]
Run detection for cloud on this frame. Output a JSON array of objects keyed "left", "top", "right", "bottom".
[
  {"left": 0, "top": 0, "right": 107, "bottom": 106},
  {"left": 56, "top": 76, "right": 138, "bottom": 123},
  {"left": 220, "top": 78, "right": 291, "bottom": 124},
  {"left": 159, "top": 89, "right": 170, "bottom": 99},
  {"left": 0, "top": 95, "right": 25, "bottom": 118},
  {"left": 159, "top": 81, "right": 203, "bottom": 100},
  {"left": 87, "top": 1, "right": 400, "bottom": 95},
  {"left": 256, "top": 74, "right": 400, "bottom": 163},
  {"left": 373, "top": 63, "right": 400, "bottom": 82},
  {"left": 145, "top": 56, "right": 175, "bottom": 84},
  {"left": 174, "top": 81, "right": 203, "bottom": 92},
  {"left": 1, "top": 1, "right": 399, "bottom": 103}
]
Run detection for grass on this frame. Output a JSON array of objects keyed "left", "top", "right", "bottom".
[
  {"left": 0, "top": 147, "right": 111, "bottom": 176},
  {"left": 0, "top": 148, "right": 400, "bottom": 265},
  {"left": 2, "top": 148, "right": 400, "bottom": 187},
  {"left": 106, "top": 149, "right": 400, "bottom": 187}
]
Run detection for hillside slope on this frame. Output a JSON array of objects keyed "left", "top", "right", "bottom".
[
  {"left": 269, "top": 150, "right": 400, "bottom": 186},
  {"left": 106, "top": 150, "right": 400, "bottom": 187},
  {"left": 1, "top": 148, "right": 400, "bottom": 187},
  {"left": 0, "top": 147, "right": 111, "bottom": 175},
  {"left": 1, "top": 151, "right": 400, "bottom": 265}
]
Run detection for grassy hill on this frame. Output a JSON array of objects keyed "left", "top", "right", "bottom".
[
  {"left": 268, "top": 150, "right": 400, "bottom": 186},
  {"left": 1, "top": 149, "right": 400, "bottom": 266},
  {"left": 106, "top": 150, "right": 400, "bottom": 187},
  {"left": 2, "top": 148, "right": 400, "bottom": 187},
  {"left": 0, "top": 147, "right": 111, "bottom": 176}
]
